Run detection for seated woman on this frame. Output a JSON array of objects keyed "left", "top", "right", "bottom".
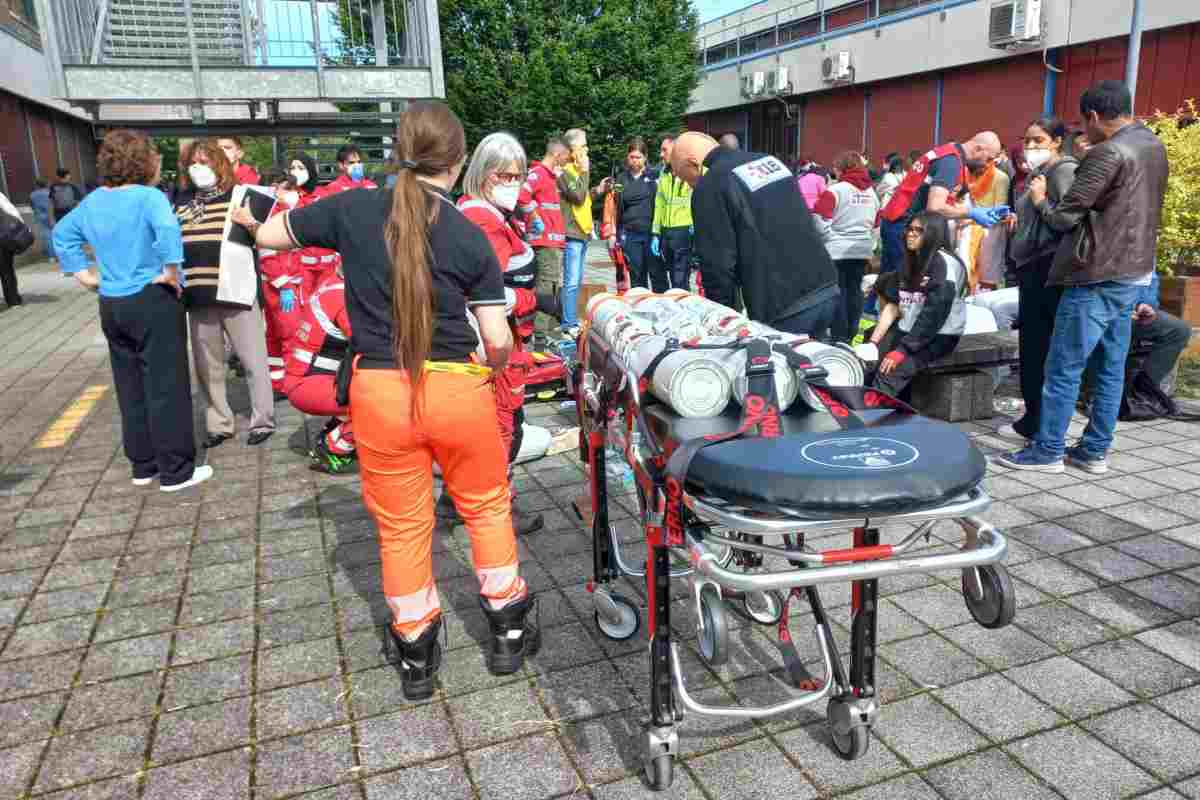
[{"left": 870, "top": 212, "right": 967, "bottom": 397}]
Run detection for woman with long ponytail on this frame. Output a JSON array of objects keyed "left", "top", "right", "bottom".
[{"left": 255, "top": 102, "right": 539, "bottom": 701}]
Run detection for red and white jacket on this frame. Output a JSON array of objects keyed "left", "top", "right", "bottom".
[
  {"left": 286, "top": 272, "right": 351, "bottom": 379},
  {"left": 260, "top": 195, "right": 303, "bottom": 293},
  {"left": 458, "top": 194, "right": 539, "bottom": 339},
  {"left": 879, "top": 142, "right": 968, "bottom": 223},
  {"left": 517, "top": 162, "right": 566, "bottom": 250}
]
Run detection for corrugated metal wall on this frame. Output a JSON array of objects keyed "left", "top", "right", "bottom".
[
  {"left": 800, "top": 85, "right": 865, "bottom": 164},
  {"left": 0, "top": 90, "right": 96, "bottom": 202},
  {"left": 864, "top": 73, "right": 939, "bottom": 162},
  {"left": 940, "top": 53, "right": 1045, "bottom": 148},
  {"left": 0, "top": 91, "right": 36, "bottom": 200}
]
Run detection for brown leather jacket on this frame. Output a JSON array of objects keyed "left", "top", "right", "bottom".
[{"left": 1042, "top": 122, "right": 1168, "bottom": 287}]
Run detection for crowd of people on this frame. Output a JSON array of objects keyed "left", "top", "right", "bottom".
[{"left": 8, "top": 77, "right": 1184, "bottom": 698}]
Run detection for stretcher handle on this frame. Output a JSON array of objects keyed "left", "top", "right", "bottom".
[{"left": 819, "top": 544, "right": 895, "bottom": 563}]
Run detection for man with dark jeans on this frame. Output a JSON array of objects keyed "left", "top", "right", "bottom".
[
  {"left": 999, "top": 81, "right": 1169, "bottom": 475},
  {"left": 1132, "top": 276, "right": 1192, "bottom": 391}
]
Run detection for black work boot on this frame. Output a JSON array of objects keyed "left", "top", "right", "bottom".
[
  {"left": 480, "top": 593, "right": 541, "bottom": 676},
  {"left": 388, "top": 617, "right": 443, "bottom": 701}
]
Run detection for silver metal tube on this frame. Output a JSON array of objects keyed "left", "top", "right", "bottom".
[
  {"left": 1126, "top": 0, "right": 1143, "bottom": 104},
  {"left": 701, "top": 519, "right": 937, "bottom": 564},
  {"left": 670, "top": 625, "right": 835, "bottom": 718},
  {"left": 684, "top": 523, "right": 1007, "bottom": 594},
  {"left": 686, "top": 489, "right": 992, "bottom": 535},
  {"left": 310, "top": 0, "right": 325, "bottom": 96}
]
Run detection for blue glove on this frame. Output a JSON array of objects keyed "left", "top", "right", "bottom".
[
  {"left": 651, "top": 236, "right": 661, "bottom": 257},
  {"left": 688, "top": 225, "right": 694, "bottom": 236},
  {"left": 967, "top": 205, "right": 1011, "bottom": 228},
  {"left": 530, "top": 214, "right": 545, "bottom": 238},
  {"left": 280, "top": 288, "right": 296, "bottom": 313}
]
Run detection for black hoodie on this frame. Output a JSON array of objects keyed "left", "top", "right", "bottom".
[{"left": 289, "top": 152, "right": 320, "bottom": 194}]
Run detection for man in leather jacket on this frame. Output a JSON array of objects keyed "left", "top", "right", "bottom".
[{"left": 999, "top": 80, "right": 1169, "bottom": 476}]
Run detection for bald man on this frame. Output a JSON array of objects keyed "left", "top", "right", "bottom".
[{"left": 671, "top": 132, "right": 839, "bottom": 337}]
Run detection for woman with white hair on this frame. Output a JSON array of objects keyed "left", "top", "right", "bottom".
[{"left": 452, "top": 132, "right": 562, "bottom": 535}]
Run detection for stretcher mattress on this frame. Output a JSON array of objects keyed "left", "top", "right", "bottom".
[{"left": 642, "top": 405, "right": 987, "bottom": 516}]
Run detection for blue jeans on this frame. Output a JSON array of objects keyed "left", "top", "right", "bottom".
[
  {"left": 561, "top": 238, "right": 586, "bottom": 327},
  {"left": 866, "top": 218, "right": 905, "bottom": 314},
  {"left": 1033, "top": 281, "right": 1140, "bottom": 459}
]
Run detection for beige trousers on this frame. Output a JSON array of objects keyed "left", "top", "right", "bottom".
[{"left": 188, "top": 299, "right": 276, "bottom": 436}]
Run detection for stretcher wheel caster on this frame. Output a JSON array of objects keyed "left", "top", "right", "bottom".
[
  {"left": 830, "top": 722, "right": 870, "bottom": 760},
  {"left": 961, "top": 564, "right": 1016, "bottom": 629},
  {"left": 645, "top": 753, "right": 674, "bottom": 791},
  {"left": 742, "top": 589, "right": 785, "bottom": 625},
  {"left": 594, "top": 591, "right": 641, "bottom": 641},
  {"left": 697, "top": 585, "right": 729, "bottom": 666}
]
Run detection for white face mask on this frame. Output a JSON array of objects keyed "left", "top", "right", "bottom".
[
  {"left": 1024, "top": 148, "right": 1053, "bottom": 170},
  {"left": 189, "top": 164, "right": 217, "bottom": 190},
  {"left": 279, "top": 191, "right": 300, "bottom": 208},
  {"left": 490, "top": 182, "right": 520, "bottom": 211},
  {"left": 290, "top": 168, "right": 309, "bottom": 187}
]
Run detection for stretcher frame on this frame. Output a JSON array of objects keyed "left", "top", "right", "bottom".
[{"left": 574, "top": 329, "right": 1015, "bottom": 791}]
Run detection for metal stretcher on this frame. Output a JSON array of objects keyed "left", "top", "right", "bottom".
[{"left": 574, "top": 330, "right": 1015, "bottom": 791}]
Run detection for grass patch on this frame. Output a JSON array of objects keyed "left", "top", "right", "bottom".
[{"left": 1176, "top": 354, "right": 1200, "bottom": 399}]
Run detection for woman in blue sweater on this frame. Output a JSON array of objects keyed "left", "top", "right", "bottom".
[{"left": 53, "top": 129, "right": 213, "bottom": 492}]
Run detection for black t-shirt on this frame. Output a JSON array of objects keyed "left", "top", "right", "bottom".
[
  {"left": 615, "top": 168, "right": 656, "bottom": 234},
  {"left": 903, "top": 145, "right": 965, "bottom": 224},
  {"left": 285, "top": 185, "right": 505, "bottom": 364}
]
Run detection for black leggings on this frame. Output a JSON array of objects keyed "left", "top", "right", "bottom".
[{"left": 1013, "top": 252, "right": 1062, "bottom": 438}]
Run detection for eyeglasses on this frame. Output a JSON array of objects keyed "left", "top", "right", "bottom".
[
  {"left": 491, "top": 171, "right": 524, "bottom": 184},
  {"left": 906, "top": 226, "right": 925, "bottom": 235}
]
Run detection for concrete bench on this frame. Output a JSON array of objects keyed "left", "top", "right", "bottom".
[{"left": 909, "top": 331, "right": 1020, "bottom": 422}]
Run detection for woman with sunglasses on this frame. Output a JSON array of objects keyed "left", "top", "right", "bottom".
[{"left": 871, "top": 212, "right": 968, "bottom": 397}]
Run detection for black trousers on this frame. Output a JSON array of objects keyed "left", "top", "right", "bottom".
[
  {"left": 871, "top": 330, "right": 959, "bottom": 397},
  {"left": 100, "top": 284, "right": 197, "bottom": 485},
  {"left": 1013, "top": 252, "right": 1062, "bottom": 438},
  {"left": 622, "top": 231, "right": 656, "bottom": 291},
  {"left": 1134, "top": 310, "right": 1192, "bottom": 387},
  {"left": 660, "top": 226, "right": 692, "bottom": 291},
  {"left": 832, "top": 258, "right": 868, "bottom": 343},
  {"left": 0, "top": 248, "right": 20, "bottom": 306}
]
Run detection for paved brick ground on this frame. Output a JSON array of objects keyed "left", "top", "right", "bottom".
[{"left": 1, "top": 254, "right": 1199, "bottom": 799}]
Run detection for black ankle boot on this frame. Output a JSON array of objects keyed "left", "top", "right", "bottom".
[
  {"left": 480, "top": 593, "right": 541, "bottom": 676},
  {"left": 388, "top": 617, "right": 443, "bottom": 700}
]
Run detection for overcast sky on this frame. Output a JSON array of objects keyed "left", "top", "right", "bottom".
[{"left": 694, "top": 0, "right": 760, "bottom": 23}]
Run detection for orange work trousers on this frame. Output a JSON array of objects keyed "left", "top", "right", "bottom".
[{"left": 351, "top": 365, "right": 526, "bottom": 637}]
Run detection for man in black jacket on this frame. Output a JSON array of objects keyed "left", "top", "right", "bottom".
[{"left": 670, "top": 132, "right": 838, "bottom": 337}]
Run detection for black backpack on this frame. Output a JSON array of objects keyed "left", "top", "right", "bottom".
[{"left": 1120, "top": 370, "right": 1200, "bottom": 422}]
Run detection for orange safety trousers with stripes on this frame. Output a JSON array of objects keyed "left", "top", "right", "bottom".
[{"left": 350, "top": 364, "right": 527, "bottom": 638}]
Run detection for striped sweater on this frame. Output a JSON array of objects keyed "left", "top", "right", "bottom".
[{"left": 176, "top": 190, "right": 234, "bottom": 307}]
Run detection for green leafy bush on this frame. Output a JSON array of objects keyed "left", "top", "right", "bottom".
[{"left": 1152, "top": 99, "right": 1200, "bottom": 275}]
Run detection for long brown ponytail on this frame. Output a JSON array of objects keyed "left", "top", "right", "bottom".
[{"left": 384, "top": 102, "right": 467, "bottom": 413}]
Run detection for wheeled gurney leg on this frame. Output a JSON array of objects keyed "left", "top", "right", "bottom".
[
  {"left": 644, "top": 533, "right": 679, "bottom": 791},
  {"left": 586, "top": 430, "right": 641, "bottom": 641},
  {"left": 828, "top": 526, "right": 880, "bottom": 760}
]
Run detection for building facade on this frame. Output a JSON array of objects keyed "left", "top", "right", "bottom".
[
  {"left": 685, "top": 0, "right": 1200, "bottom": 165},
  {"left": 1, "top": 1, "right": 98, "bottom": 203}
]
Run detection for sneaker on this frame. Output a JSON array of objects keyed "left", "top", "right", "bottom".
[
  {"left": 1065, "top": 445, "right": 1109, "bottom": 475},
  {"left": 161, "top": 464, "right": 214, "bottom": 492},
  {"left": 995, "top": 423, "right": 1030, "bottom": 442},
  {"left": 310, "top": 448, "right": 358, "bottom": 475},
  {"left": 559, "top": 324, "right": 581, "bottom": 340},
  {"left": 132, "top": 474, "right": 157, "bottom": 487},
  {"left": 388, "top": 616, "right": 443, "bottom": 701},
  {"left": 994, "top": 447, "right": 1064, "bottom": 473}
]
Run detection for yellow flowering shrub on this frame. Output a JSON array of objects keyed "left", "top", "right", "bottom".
[{"left": 1152, "top": 99, "right": 1200, "bottom": 276}]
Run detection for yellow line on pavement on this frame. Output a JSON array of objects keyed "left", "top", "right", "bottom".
[{"left": 34, "top": 385, "right": 109, "bottom": 449}]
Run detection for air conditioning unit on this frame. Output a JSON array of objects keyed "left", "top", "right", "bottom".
[
  {"left": 821, "top": 51, "right": 853, "bottom": 83},
  {"left": 740, "top": 74, "right": 753, "bottom": 99},
  {"left": 989, "top": 0, "right": 1042, "bottom": 48},
  {"left": 750, "top": 71, "right": 766, "bottom": 96},
  {"left": 765, "top": 66, "right": 790, "bottom": 95}
]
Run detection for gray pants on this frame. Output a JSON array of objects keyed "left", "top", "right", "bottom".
[{"left": 189, "top": 300, "right": 275, "bottom": 437}]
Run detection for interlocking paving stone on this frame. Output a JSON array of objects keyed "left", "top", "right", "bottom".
[
  {"left": 840, "top": 774, "right": 943, "bottom": 799},
  {"left": 941, "top": 621, "right": 1056, "bottom": 670},
  {"left": 173, "top": 620, "right": 255, "bottom": 665},
  {"left": 467, "top": 733, "right": 581, "bottom": 800},
  {"left": 39, "top": 773, "right": 142, "bottom": 799},
  {"left": 256, "top": 676, "right": 347, "bottom": 739},
  {"left": 873, "top": 693, "right": 988, "bottom": 767},
  {"left": 153, "top": 696, "right": 252, "bottom": 763},
  {"left": 142, "top": 748, "right": 250, "bottom": 800},
  {"left": 1064, "top": 586, "right": 1183, "bottom": 633},
  {"left": 1153, "top": 685, "right": 1200, "bottom": 730},
  {"left": 687, "top": 737, "right": 819, "bottom": 799},
  {"left": 0, "top": 739, "right": 45, "bottom": 796},
  {"left": 80, "top": 631, "right": 171, "bottom": 680},
  {"left": 935, "top": 673, "right": 1064, "bottom": 741},
  {"left": 1056, "top": 510, "right": 1151, "bottom": 542},
  {"left": 355, "top": 704, "right": 456, "bottom": 772},
  {"left": 925, "top": 748, "right": 1062, "bottom": 800},
  {"left": 1061, "top": 545, "right": 1161, "bottom": 582},
  {"left": 880, "top": 633, "right": 989, "bottom": 688},
  {"left": 1126, "top": 575, "right": 1200, "bottom": 616},
  {"left": 447, "top": 681, "right": 548, "bottom": 748},
  {"left": 362, "top": 757, "right": 474, "bottom": 799},
  {"left": 22, "top": 584, "right": 108, "bottom": 624},
  {"left": 1004, "top": 656, "right": 1135, "bottom": 719},
  {"left": 1080, "top": 704, "right": 1200, "bottom": 782},
  {"left": 59, "top": 671, "right": 161, "bottom": 731},
  {"left": 3, "top": 615, "right": 94, "bottom": 659},
  {"left": 257, "top": 637, "right": 341, "bottom": 690},
  {"left": 1006, "top": 725, "right": 1159, "bottom": 800},
  {"left": 93, "top": 599, "right": 179, "bottom": 642},
  {"left": 1015, "top": 600, "right": 1122, "bottom": 651},
  {"left": 162, "top": 653, "right": 253, "bottom": 707},
  {"left": 1117, "top": 534, "right": 1200, "bottom": 569},
  {"left": 1137, "top": 620, "right": 1200, "bottom": 671},
  {"left": 254, "top": 725, "right": 356, "bottom": 799},
  {"left": 34, "top": 718, "right": 150, "bottom": 792},
  {"left": 0, "top": 690, "right": 66, "bottom": 747},
  {"left": 1073, "top": 638, "right": 1200, "bottom": 699}
]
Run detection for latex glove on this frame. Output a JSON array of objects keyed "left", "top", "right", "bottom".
[
  {"left": 688, "top": 225, "right": 694, "bottom": 236},
  {"left": 530, "top": 214, "right": 545, "bottom": 238},
  {"left": 504, "top": 287, "right": 517, "bottom": 315},
  {"left": 280, "top": 288, "right": 296, "bottom": 313},
  {"left": 651, "top": 236, "right": 661, "bottom": 257},
  {"left": 967, "top": 206, "right": 1011, "bottom": 228}
]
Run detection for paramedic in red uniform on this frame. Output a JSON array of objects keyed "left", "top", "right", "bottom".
[
  {"left": 218, "top": 137, "right": 260, "bottom": 185},
  {"left": 517, "top": 138, "right": 569, "bottom": 337},
  {"left": 259, "top": 169, "right": 305, "bottom": 395},
  {"left": 453, "top": 132, "right": 563, "bottom": 536},
  {"left": 287, "top": 152, "right": 342, "bottom": 296},
  {"left": 315, "top": 144, "right": 378, "bottom": 198},
  {"left": 283, "top": 265, "right": 357, "bottom": 474}
]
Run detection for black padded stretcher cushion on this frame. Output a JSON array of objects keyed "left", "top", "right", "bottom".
[{"left": 642, "top": 405, "right": 986, "bottom": 515}]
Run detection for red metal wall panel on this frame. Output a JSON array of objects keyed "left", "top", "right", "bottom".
[
  {"left": 865, "top": 74, "right": 939, "bottom": 161},
  {"left": 827, "top": 3, "right": 869, "bottom": 32},
  {"left": 800, "top": 86, "right": 866, "bottom": 165},
  {"left": 0, "top": 91, "right": 35, "bottom": 202},
  {"left": 941, "top": 54, "right": 1045, "bottom": 151},
  {"left": 26, "top": 105, "right": 59, "bottom": 182}
]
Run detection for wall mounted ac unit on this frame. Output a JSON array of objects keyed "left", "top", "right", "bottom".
[
  {"left": 821, "top": 51, "right": 853, "bottom": 83},
  {"left": 765, "top": 66, "right": 790, "bottom": 95},
  {"left": 750, "top": 71, "right": 766, "bottom": 96},
  {"left": 989, "top": 0, "right": 1042, "bottom": 48},
  {"left": 740, "top": 74, "right": 753, "bottom": 99}
]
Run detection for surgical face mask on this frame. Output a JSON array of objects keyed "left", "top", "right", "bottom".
[
  {"left": 1024, "top": 148, "right": 1053, "bottom": 170},
  {"left": 290, "top": 167, "right": 309, "bottom": 187},
  {"left": 490, "top": 182, "right": 520, "bottom": 211},
  {"left": 188, "top": 163, "right": 217, "bottom": 190},
  {"left": 279, "top": 190, "right": 300, "bottom": 208},
  {"left": 348, "top": 163, "right": 365, "bottom": 182}
]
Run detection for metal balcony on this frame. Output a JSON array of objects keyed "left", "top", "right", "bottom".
[{"left": 44, "top": 0, "right": 444, "bottom": 107}]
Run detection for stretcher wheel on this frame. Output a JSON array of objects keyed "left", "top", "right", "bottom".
[
  {"left": 961, "top": 564, "right": 1016, "bottom": 629},
  {"left": 697, "top": 585, "right": 729, "bottom": 666},
  {"left": 645, "top": 753, "right": 674, "bottom": 791},
  {"left": 830, "top": 721, "right": 870, "bottom": 761},
  {"left": 742, "top": 590, "right": 785, "bottom": 626},
  {"left": 594, "top": 592, "right": 641, "bottom": 641}
]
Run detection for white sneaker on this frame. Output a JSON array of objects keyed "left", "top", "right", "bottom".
[
  {"left": 161, "top": 464, "right": 214, "bottom": 493},
  {"left": 132, "top": 475, "right": 157, "bottom": 487},
  {"left": 996, "top": 423, "right": 1030, "bottom": 442}
]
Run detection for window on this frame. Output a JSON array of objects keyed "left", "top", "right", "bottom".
[
  {"left": 5, "top": 0, "right": 38, "bottom": 29},
  {"left": 873, "top": 0, "right": 936, "bottom": 17}
]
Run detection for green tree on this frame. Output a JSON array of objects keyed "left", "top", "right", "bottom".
[{"left": 331, "top": 0, "right": 701, "bottom": 178}]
